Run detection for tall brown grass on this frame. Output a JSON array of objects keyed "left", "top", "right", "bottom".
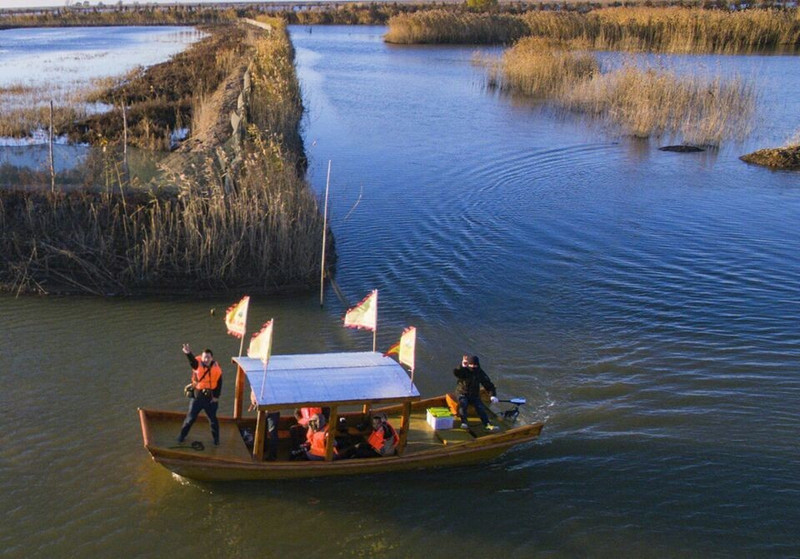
[
  {"left": 494, "top": 38, "right": 757, "bottom": 146},
  {"left": 387, "top": 7, "right": 800, "bottom": 53},
  {"left": 385, "top": 10, "right": 529, "bottom": 45},
  {"left": 523, "top": 7, "right": 800, "bottom": 53},
  {"left": 0, "top": 22, "right": 329, "bottom": 295}
]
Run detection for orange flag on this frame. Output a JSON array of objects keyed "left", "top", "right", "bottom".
[
  {"left": 344, "top": 290, "right": 378, "bottom": 331},
  {"left": 248, "top": 319, "right": 273, "bottom": 365},
  {"left": 398, "top": 326, "right": 416, "bottom": 371},
  {"left": 225, "top": 296, "right": 249, "bottom": 338}
]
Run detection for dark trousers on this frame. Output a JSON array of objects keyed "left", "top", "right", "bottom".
[
  {"left": 179, "top": 397, "right": 219, "bottom": 444},
  {"left": 458, "top": 394, "right": 490, "bottom": 426}
]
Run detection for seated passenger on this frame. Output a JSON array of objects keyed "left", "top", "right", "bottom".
[
  {"left": 351, "top": 412, "right": 398, "bottom": 458},
  {"left": 290, "top": 406, "right": 324, "bottom": 452},
  {"left": 303, "top": 414, "right": 337, "bottom": 461}
]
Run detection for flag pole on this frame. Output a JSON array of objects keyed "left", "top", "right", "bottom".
[
  {"left": 238, "top": 332, "right": 246, "bottom": 358},
  {"left": 320, "top": 160, "right": 331, "bottom": 308},
  {"left": 372, "top": 289, "right": 378, "bottom": 352}
]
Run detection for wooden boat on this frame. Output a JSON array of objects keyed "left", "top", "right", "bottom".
[{"left": 138, "top": 351, "right": 543, "bottom": 481}]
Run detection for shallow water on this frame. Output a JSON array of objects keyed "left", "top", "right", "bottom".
[
  {"left": 1, "top": 24, "right": 799, "bottom": 559},
  {"left": 0, "top": 25, "right": 203, "bottom": 176}
]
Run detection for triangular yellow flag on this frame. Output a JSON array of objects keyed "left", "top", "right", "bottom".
[
  {"left": 398, "top": 326, "right": 416, "bottom": 371},
  {"left": 344, "top": 290, "right": 378, "bottom": 331},
  {"left": 248, "top": 319, "right": 273, "bottom": 365},
  {"left": 224, "top": 295, "right": 249, "bottom": 338}
]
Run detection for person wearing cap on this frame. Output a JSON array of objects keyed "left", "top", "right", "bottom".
[
  {"left": 453, "top": 354, "right": 499, "bottom": 431},
  {"left": 178, "top": 344, "right": 222, "bottom": 445}
]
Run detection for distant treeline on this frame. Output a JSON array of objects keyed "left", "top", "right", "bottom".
[
  {"left": 386, "top": 6, "right": 800, "bottom": 52},
  {"left": 0, "top": 19, "right": 331, "bottom": 296}
]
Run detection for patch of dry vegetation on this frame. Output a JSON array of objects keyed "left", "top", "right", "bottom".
[
  {"left": 741, "top": 132, "right": 800, "bottom": 169},
  {"left": 385, "top": 10, "right": 528, "bottom": 45},
  {"left": 491, "top": 37, "right": 757, "bottom": 146},
  {"left": 0, "top": 20, "right": 329, "bottom": 295},
  {"left": 387, "top": 7, "right": 800, "bottom": 52}
]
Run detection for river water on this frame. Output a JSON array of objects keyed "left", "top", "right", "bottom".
[{"left": 2, "top": 24, "right": 799, "bottom": 558}]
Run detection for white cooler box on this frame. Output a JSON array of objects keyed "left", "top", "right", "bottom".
[{"left": 426, "top": 407, "right": 455, "bottom": 430}]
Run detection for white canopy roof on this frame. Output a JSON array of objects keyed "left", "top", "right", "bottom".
[{"left": 233, "top": 351, "right": 421, "bottom": 409}]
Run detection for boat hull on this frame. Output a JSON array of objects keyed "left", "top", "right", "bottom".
[{"left": 139, "top": 397, "right": 543, "bottom": 481}]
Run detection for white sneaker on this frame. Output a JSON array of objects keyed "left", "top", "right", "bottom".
[
  {"left": 485, "top": 423, "right": 499, "bottom": 431},
  {"left": 460, "top": 423, "right": 469, "bottom": 429}
]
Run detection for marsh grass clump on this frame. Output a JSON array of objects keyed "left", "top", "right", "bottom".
[
  {"left": 489, "top": 37, "right": 598, "bottom": 97},
  {"left": 386, "top": 7, "right": 800, "bottom": 53},
  {"left": 385, "top": 10, "right": 528, "bottom": 45},
  {"left": 496, "top": 39, "right": 756, "bottom": 146}
]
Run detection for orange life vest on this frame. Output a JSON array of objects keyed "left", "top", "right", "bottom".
[
  {"left": 367, "top": 422, "right": 399, "bottom": 454},
  {"left": 307, "top": 428, "right": 329, "bottom": 458},
  {"left": 193, "top": 360, "right": 222, "bottom": 391}
]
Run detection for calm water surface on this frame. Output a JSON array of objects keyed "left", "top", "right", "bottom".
[{"left": 2, "top": 25, "right": 800, "bottom": 558}]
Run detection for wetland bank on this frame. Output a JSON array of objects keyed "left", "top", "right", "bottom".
[{"left": 0, "top": 17, "right": 330, "bottom": 295}]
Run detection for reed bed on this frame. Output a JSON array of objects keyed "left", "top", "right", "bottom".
[
  {"left": 384, "top": 10, "right": 529, "bottom": 45},
  {"left": 494, "top": 38, "right": 756, "bottom": 146},
  {"left": 1, "top": 22, "right": 329, "bottom": 295},
  {"left": 524, "top": 7, "right": 800, "bottom": 53},
  {"left": 387, "top": 7, "right": 800, "bottom": 53}
]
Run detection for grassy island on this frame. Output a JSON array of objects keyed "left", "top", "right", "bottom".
[{"left": 0, "top": 18, "right": 332, "bottom": 296}]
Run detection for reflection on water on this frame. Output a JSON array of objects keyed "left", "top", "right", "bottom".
[{"left": 1, "top": 24, "right": 799, "bottom": 559}]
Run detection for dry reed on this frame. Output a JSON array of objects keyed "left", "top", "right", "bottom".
[
  {"left": 387, "top": 7, "right": 800, "bottom": 53},
  {"left": 1, "top": 22, "right": 329, "bottom": 295},
  {"left": 495, "top": 39, "right": 757, "bottom": 146},
  {"left": 385, "top": 10, "right": 528, "bottom": 45}
]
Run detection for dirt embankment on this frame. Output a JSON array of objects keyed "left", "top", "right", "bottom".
[
  {"left": 70, "top": 23, "right": 253, "bottom": 151},
  {"left": 740, "top": 145, "right": 800, "bottom": 170}
]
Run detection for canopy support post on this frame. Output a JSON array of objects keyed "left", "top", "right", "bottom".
[
  {"left": 396, "top": 402, "right": 412, "bottom": 456},
  {"left": 233, "top": 363, "right": 245, "bottom": 420},
  {"left": 253, "top": 409, "right": 266, "bottom": 461},
  {"left": 325, "top": 406, "right": 339, "bottom": 462}
]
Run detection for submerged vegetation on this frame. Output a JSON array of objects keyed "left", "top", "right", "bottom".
[
  {"left": 0, "top": 19, "right": 330, "bottom": 295},
  {"left": 387, "top": 7, "right": 800, "bottom": 53},
  {"left": 490, "top": 37, "right": 756, "bottom": 146}
]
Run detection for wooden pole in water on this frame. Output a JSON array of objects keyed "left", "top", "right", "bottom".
[
  {"left": 122, "top": 102, "right": 128, "bottom": 179},
  {"left": 319, "top": 160, "right": 331, "bottom": 307},
  {"left": 48, "top": 100, "right": 55, "bottom": 193}
]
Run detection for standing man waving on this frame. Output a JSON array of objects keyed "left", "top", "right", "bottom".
[
  {"left": 178, "top": 344, "right": 222, "bottom": 446},
  {"left": 453, "top": 355, "right": 499, "bottom": 431}
]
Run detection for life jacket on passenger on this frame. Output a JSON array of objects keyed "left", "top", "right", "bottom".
[
  {"left": 297, "top": 407, "right": 324, "bottom": 427},
  {"left": 367, "top": 422, "right": 399, "bottom": 455},
  {"left": 307, "top": 426, "right": 335, "bottom": 458},
  {"left": 193, "top": 360, "right": 222, "bottom": 392}
]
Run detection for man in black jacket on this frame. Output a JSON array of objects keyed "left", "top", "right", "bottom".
[{"left": 453, "top": 355, "right": 499, "bottom": 431}]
